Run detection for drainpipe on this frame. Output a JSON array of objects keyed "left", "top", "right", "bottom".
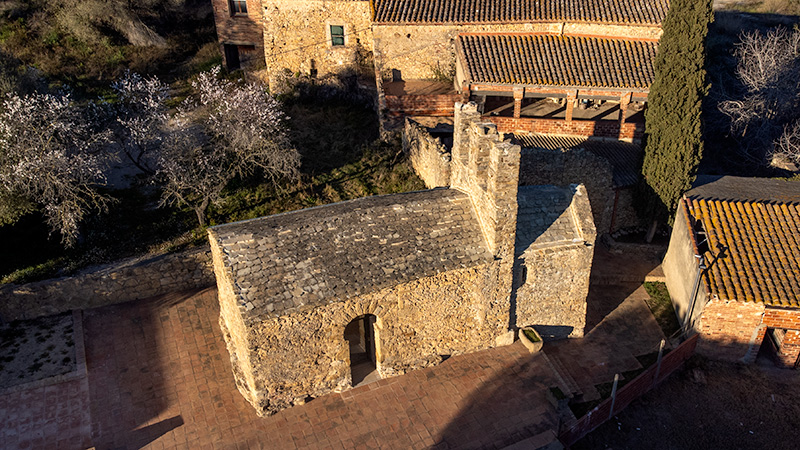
[{"left": 683, "top": 254, "right": 707, "bottom": 336}]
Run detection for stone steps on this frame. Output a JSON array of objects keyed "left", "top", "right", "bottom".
[{"left": 541, "top": 352, "right": 581, "bottom": 398}]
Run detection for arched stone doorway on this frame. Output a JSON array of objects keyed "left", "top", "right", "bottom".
[{"left": 344, "top": 314, "right": 381, "bottom": 387}]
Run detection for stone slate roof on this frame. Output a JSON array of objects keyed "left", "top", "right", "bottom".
[
  {"left": 516, "top": 185, "right": 582, "bottom": 254},
  {"left": 683, "top": 177, "right": 800, "bottom": 308},
  {"left": 374, "top": 0, "right": 669, "bottom": 25},
  {"left": 513, "top": 133, "right": 642, "bottom": 187},
  {"left": 209, "top": 189, "right": 492, "bottom": 318},
  {"left": 459, "top": 34, "right": 656, "bottom": 91}
]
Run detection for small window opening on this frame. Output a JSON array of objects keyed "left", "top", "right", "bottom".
[
  {"left": 230, "top": 0, "right": 247, "bottom": 15},
  {"left": 330, "top": 25, "right": 345, "bottom": 46},
  {"left": 692, "top": 218, "right": 710, "bottom": 255}
]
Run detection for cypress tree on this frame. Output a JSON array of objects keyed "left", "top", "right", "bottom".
[{"left": 638, "top": 0, "right": 713, "bottom": 225}]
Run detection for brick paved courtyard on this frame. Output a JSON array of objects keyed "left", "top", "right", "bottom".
[
  {"left": 2, "top": 288, "right": 562, "bottom": 449},
  {"left": 0, "top": 242, "right": 670, "bottom": 450}
]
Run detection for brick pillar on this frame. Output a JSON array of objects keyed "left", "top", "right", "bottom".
[
  {"left": 619, "top": 92, "right": 632, "bottom": 126},
  {"left": 778, "top": 330, "right": 800, "bottom": 368},
  {"left": 565, "top": 90, "right": 577, "bottom": 122},
  {"left": 512, "top": 86, "right": 524, "bottom": 118}
]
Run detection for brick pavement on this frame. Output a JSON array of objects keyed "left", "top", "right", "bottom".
[
  {"left": 0, "top": 248, "right": 670, "bottom": 449},
  {"left": 546, "top": 283, "right": 668, "bottom": 401},
  {"left": 10, "top": 288, "right": 558, "bottom": 449}
]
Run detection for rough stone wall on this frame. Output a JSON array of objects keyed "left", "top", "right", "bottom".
[
  {"left": 372, "top": 23, "right": 661, "bottom": 82},
  {"left": 0, "top": 248, "right": 214, "bottom": 321},
  {"left": 211, "top": 0, "right": 266, "bottom": 69},
  {"left": 519, "top": 147, "right": 614, "bottom": 237},
  {"left": 450, "top": 102, "right": 521, "bottom": 257},
  {"left": 403, "top": 118, "right": 451, "bottom": 188},
  {"left": 261, "top": 0, "right": 373, "bottom": 88},
  {"left": 219, "top": 262, "right": 508, "bottom": 416},
  {"left": 610, "top": 187, "right": 642, "bottom": 232},
  {"left": 488, "top": 116, "right": 644, "bottom": 142},
  {"left": 209, "top": 237, "right": 262, "bottom": 410},
  {"left": 514, "top": 185, "right": 596, "bottom": 339},
  {"left": 696, "top": 300, "right": 767, "bottom": 364},
  {"left": 449, "top": 103, "right": 520, "bottom": 340},
  {"left": 515, "top": 245, "right": 593, "bottom": 338}
]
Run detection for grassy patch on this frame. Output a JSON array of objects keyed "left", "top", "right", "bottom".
[
  {"left": 643, "top": 281, "right": 681, "bottom": 338},
  {"left": 523, "top": 328, "right": 541, "bottom": 343}
]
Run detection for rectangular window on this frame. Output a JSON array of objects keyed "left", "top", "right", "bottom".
[
  {"left": 230, "top": 0, "right": 247, "bottom": 15},
  {"left": 330, "top": 25, "right": 345, "bottom": 46}
]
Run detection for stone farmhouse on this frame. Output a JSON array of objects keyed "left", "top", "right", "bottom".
[
  {"left": 208, "top": 103, "right": 596, "bottom": 415},
  {"left": 663, "top": 176, "right": 800, "bottom": 369},
  {"left": 212, "top": 0, "right": 665, "bottom": 139}
]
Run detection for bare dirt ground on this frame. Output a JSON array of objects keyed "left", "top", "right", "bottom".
[{"left": 573, "top": 355, "right": 800, "bottom": 450}]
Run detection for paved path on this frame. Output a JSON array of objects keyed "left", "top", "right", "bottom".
[
  {"left": 548, "top": 283, "right": 668, "bottom": 401},
  {"left": 0, "top": 246, "right": 669, "bottom": 449},
  {"left": 3, "top": 288, "right": 561, "bottom": 449}
]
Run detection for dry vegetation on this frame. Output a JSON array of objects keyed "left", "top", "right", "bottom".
[{"left": 0, "top": 0, "right": 219, "bottom": 94}]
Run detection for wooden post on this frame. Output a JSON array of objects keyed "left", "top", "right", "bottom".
[{"left": 608, "top": 373, "right": 620, "bottom": 420}]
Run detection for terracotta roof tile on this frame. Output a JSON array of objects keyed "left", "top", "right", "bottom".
[
  {"left": 684, "top": 179, "right": 800, "bottom": 307},
  {"left": 459, "top": 33, "right": 656, "bottom": 90},
  {"left": 374, "top": 0, "right": 669, "bottom": 25}
]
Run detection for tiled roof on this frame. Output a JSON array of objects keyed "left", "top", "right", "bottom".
[
  {"left": 374, "top": 0, "right": 669, "bottom": 25},
  {"left": 513, "top": 133, "right": 642, "bottom": 187},
  {"left": 684, "top": 178, "right": 800, "bottom": 308},
  {"left": 209, "top": 189, "right": 492, "bottom": 318},
  {"left": 516, "top": 185, "right": 582, "bottom": 254},
  {"left": 459, "top": 34, "right": 656, "bottom": 90}
]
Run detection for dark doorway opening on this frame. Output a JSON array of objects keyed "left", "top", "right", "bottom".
[
  {"left": 224, "top": 44, "right": 240, "bottom": 71},
  {"left": 344, "top": 315, "right": 380, "bottom": 387}
]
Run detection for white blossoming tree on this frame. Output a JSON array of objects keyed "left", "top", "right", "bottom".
[
  {"left": 111, "top": 71, "right": 169, "bottom": 175},
  {"left": 157, "top": 67, "right": 300, "bottom": 226},
  {"left": 0, "top": 91, "right": 112, "bottom": 246}
]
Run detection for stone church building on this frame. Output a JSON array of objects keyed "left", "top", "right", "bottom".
[{"left": 209, "top": 103, "right": 596, "bottom": 415}]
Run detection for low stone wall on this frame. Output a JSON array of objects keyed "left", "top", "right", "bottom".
[
  {"left": 403, "top": 118, "right": 451, "bottom": 188},
  {"left": 488, "top": 117, "right": 644, "bottom": 142},
  {"left": 0, "top": 247, "right": 214, "bottom": 321}
]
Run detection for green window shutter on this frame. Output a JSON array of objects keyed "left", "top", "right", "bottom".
[{"left": 330, "top": 25, "right": 345, "bottom": 46}]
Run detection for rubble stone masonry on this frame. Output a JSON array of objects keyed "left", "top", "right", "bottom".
[
  {"left": 261, "top": 0, "right": 374, "bottom": 88},
  {"left": 0, "top": 248, "right": 214, "bottom": 321},
  {"left": 402, "top": 118, "right": 451, "bottom": 188},
  {"left": 209, "top": 102, "right": 524, "bottom": 416},
  {"left": 518, "top": 147, "right": 614, "bottom": 237}
]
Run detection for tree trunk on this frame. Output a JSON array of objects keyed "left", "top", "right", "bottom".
[
  {"left": 195, "top": 197, "right": 210, "bottom": 227},
  {"left": 646, "top": 219, "right": 658, "bottom": 244}
]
